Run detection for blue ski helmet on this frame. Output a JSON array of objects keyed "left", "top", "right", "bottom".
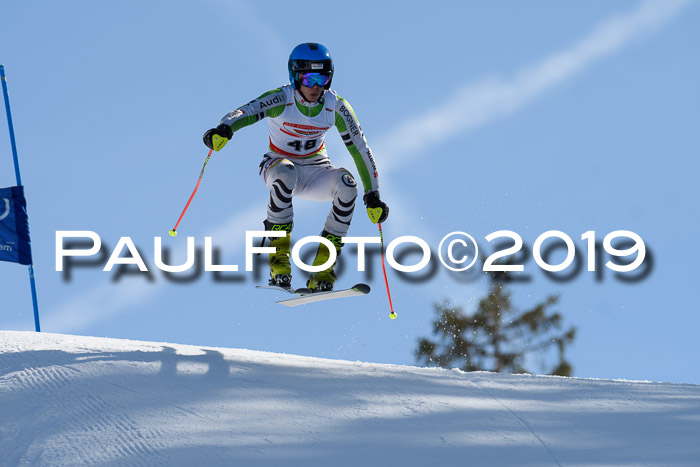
[{"left": 288, "top": 42, "right": 334, "bottom": 90}]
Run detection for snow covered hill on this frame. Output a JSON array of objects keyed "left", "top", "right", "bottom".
[{"left": 1, "top": 331, "right": 698, "bottom": 466}]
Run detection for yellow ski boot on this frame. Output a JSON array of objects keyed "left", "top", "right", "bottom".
[
  {"left": 265, "top": 220, "right": 293, "bottom": 289},
  {"left": 307, "top": 230, "right": 343, "bottom": 292}
]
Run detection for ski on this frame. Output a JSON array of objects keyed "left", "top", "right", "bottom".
[
  {"left": 256, "top": 285, "right": 312, "bottom": 295},
  {"left": 276, "top": 283, "right": 370, "bottom": 307}
]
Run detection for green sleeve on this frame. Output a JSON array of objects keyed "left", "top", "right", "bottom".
[
  {"left": 220, "top": 88, "right": 287, "bottom": 132},
  {"left": 335, "top": 96, "right": 379, "bottom": 193}
]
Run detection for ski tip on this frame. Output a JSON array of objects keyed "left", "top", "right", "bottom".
[
  {"left": 351, "top": 283, "right": 371, "bottom": 294},
  {"left": 390, "top": 311, "right": 397, "bottom": 320}
]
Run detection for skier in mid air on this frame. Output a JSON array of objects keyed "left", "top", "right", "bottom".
[{"left": 203, "top": 42, "right": 389, "bottom": 292}]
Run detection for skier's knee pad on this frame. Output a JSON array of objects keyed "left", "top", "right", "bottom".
[
  {"left": 334, "top": 170, "right": 358, "bottom": 203},
  {"left": 267, "top": 158, "right": 298, "bottom": 192}
]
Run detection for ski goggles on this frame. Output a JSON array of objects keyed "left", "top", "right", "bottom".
[{"left": 298, "top": 72, "right": 331, "bottom": 88}]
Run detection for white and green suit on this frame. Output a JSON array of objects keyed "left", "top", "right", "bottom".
[{"left": 220, "top": 84, "right": 379, "bottom": 236}]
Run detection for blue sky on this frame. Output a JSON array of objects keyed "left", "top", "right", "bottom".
[{"left": 1, "top": 0, "right": 699, "bottom": 384}]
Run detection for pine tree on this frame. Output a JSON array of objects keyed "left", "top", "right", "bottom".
[{"left": 416, "top": 273, "right": 576, "bottom": 376}]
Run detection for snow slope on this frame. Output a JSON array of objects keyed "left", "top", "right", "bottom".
[{"left": 1, "top": 331, "right": 698, "bottom": 467}]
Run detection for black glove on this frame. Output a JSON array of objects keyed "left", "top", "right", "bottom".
[
  {"left": 363, "top": 190, "right": 389, "bottom": 224},
  {"left": 203, "top": 123, "right": 233, "bottom": 151}
]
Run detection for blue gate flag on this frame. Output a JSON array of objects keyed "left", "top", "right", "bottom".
[{"left": 0, "top": 185, "right": 33, "bottom": 265}]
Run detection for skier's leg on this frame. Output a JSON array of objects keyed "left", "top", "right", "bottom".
[
  {"left": 324, "top": 169, "right": 358, "bottom": 237},
  {"left": 259, "top": 156, "right": 298, "bottom": 287},
  {"left": 260, "top": 156, "right": 298, "bottom": 225},
  {"left": 297, "top": 166, "right": 358, "bottom": 291},
  {"left": 299, "top": 166, "right": 358, "bottom": 237}
]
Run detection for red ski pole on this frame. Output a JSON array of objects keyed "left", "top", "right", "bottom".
[
  {"left": 378, "top": 222, "right": 397, "bottom": 319},
  {"left": 169, "top": 149, "right": 213, "bottom": 237}
]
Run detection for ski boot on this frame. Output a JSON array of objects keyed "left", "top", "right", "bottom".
[
  {"left": 265, "top": 220, "right": 293, "bottom": 289},
  {"left": 306, "top": 230, "right": 343, "bottom": 292}
]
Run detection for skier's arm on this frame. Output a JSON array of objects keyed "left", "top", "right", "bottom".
[
  {"left": 334, "top": 96, "right": 379, "bottom": 193},
  {"left": 221, "top": 88, "right": 287, "bottom": 132},
  {"left": 204, "top": 88, "right": 287, "bottom": 151}
]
